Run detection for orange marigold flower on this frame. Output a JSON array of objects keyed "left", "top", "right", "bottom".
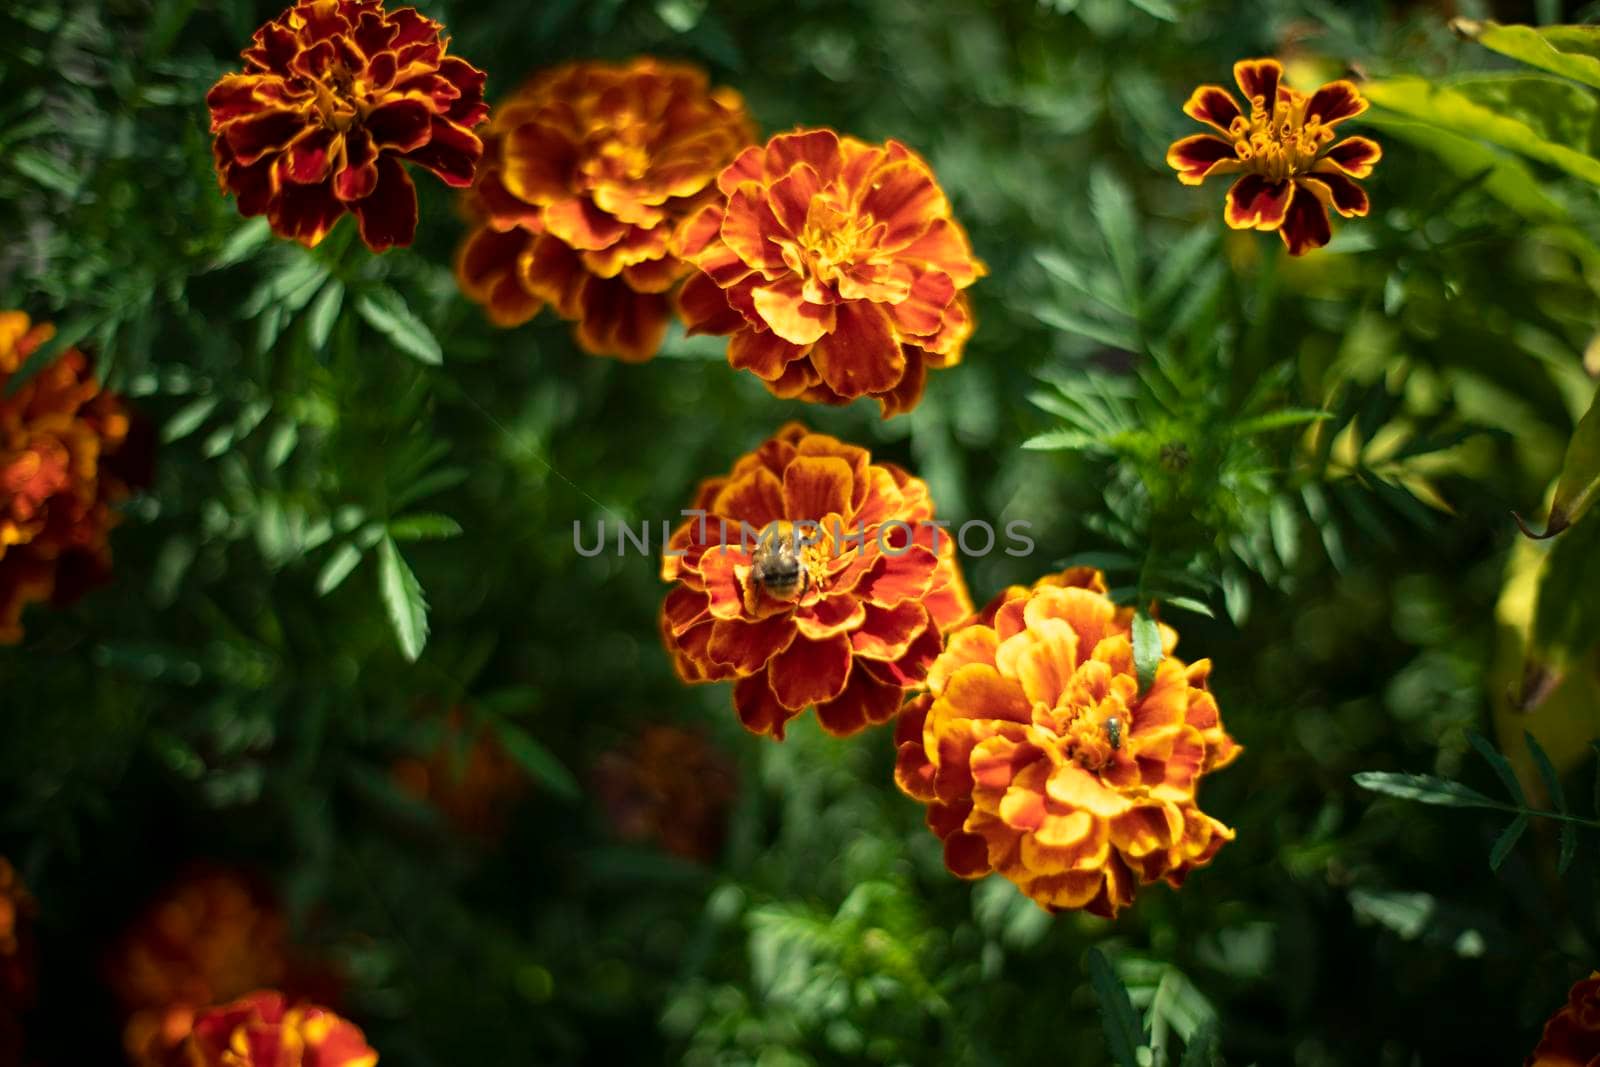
[
  {"left": 455, "top": 58, "right": 753, "bottom": 362},
  {"left": 182, "top": 991, "right": 376, "bottom": 1067},
  {"left": 0, "top": 311, "right": 142, "bottom": 644},
  {"left": 893, "top": 568, "right": 1240, "bottom": 917},
  {"left": 206, "top": 0, "right": 488, "bottom": 252},
  {"left": 674, "top": 128, "right": 984, "bottom": 417},
  {"left": 107, "top": 870, "right": 293, "bottom": 1067},
  {"left": 1528, "top": 972, "right": 1600, "bottom": 1067},
  {"left": 661, "top": 422, "right": 971, "bottom": 739},
  {"left": 1166, "top": 58, "right": 1380, "bottom": 255},
  {"left": 593, "top": 725, "right": 737, "bottom": 862},
  {"left": 391, "top": 705, "right": 526, "bottom": 837}
]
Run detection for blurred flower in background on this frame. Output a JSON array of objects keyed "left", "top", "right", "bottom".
[
  {"left": 455, "top": 58, "right": 754, "bottom": 360},
  {"left": 105, "top": 870, "right": 304, "bottom": 1066},
  {"left": 661, "top": 422, "right": 970, "bottom": 739},
  {"left": 391, "top": 706, "right": 527, "bottom": 838},
  {"left": 0, "top": 858, "right": 36, "bottom": 1064},
  {"left": 206, "top": 0, "right": 488, "bottom": 251},
  {"left": 0, "top": 311, "right": 142, "bottom": 644},
  {"left": 895, "top": 569, "right": 1240, "bottom": 917},
  {"left": 1166, "top": 58, "right": 1380, "bottom": 254},
  {"left": 179, "top": 990, "right": 376, "bottom": 1067},
  {"left": 674, "top": 128, "right": 983, "bottom": 416},
  {"left": 593, "top": 725, "right": 737, "bottom": 862},
  {"left": 1527, "top": 972, "right": 1600, "bottom": 1067}
]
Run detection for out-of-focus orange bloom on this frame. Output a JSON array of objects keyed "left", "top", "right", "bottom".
[
  {"left": 206, "top": 0, "right": 488, "bottom": 252},
  {"left": 0, "top": 857, "right": 36, "bottom": 1062},
  {"left": 455, "top": 58, "right": 753, "bottom": 361},
  {"left": 181, "top": 991, "right": 377, "bottom": 1067},
  {"left": 107, "top": 871, "right": 292, "bottom": 1067},
  {"left": 894, "top": 569, "right": 1240, "bottom": 917},
  {"left": 391, "top": 706, "right": 526, "bottom": 836},
  {"left": 0, "top": 311, "right": 142, "bottom": 644},
  {"left": 1166, "top": 58, "right": 1379, "bottom": 255},
  {"left": 593, "top": 725, "right": 737, "bottom": 862},
  {"left": 1528, "top": 972, "right": 1600, "bottom": 1067},
  {"left": 661, "top": 422, "right": 971, "bottom": 740},
  {"left": 674, "top": 128, "right": 983, "bottom": 417}
]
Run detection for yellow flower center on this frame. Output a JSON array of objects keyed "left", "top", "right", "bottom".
[
  {"left": 791, "top": 200, "right": 871, "bottom": 286},
  {"left": 1229, "top": 90, "right": 1334, "bottom": 182},
  {"left": 310, "top": 64, "right": 369, "bottom": 132}
]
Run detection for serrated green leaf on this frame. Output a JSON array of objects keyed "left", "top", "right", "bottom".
[
  {"left": 1454, "top": 18, "right": 1600, "bottom": 91},
  {"left": 357, "top": 287, "right": 443, "bottom": 365},
  {"left": 1470, "top": 732, "right": 1527, "bottom": 805},
  {"left": 1518, "top": 380, "right": 1600, "bottom": 538},
  {"left": 1526, "top": 731, "right": 1569, "bottom": 812},
  {"left": 1132, "top": 609, "right": 1161, "bottom": 693},
  {"left": 1087, "top": 947, "right": 1144, "bottom": 1067},
  {"left": 1034, "top": 305, "right": 1139, "bottom": 352},
  {"left": 1089, "top": 167, "right": 1140, "bottom": 313},
  {"left": 1489, "top": 813, "right": 1530, "bottom": 871},
  {"left": 1021, "top": 429, "right": 1101, "bottom": 451},
  {"left": 316, "top": 543, "right": 363, "bottom": 596},
  {"left": 387, "top": 513, "right": 463, "bottom": 541},
  {"left": 1352, "top": 771, "right": 1506, "bottom": 809},
  {"left": 377, "top": 535, "right": 429, "bottom": 661},
  {"left": 1230, "top": 409, "right": 1332, "bottom": 437},
  {"left": 1364, "top": 75, "right": 1600, "bottom": 186},
  {"left": 492, "top": 720, "right": 580, "bottom": 800},
  {"left": 1360, "top": 114, "right": 1566, "bottom": 221}
]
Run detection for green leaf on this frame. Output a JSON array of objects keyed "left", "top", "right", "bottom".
[
  {"left": 1034, "top": 305, "right": 1139, "bottom": 352},
  {"left": 161, "top": 396, "right": 220, "bottom": 444},
  {"left": 356, "top": 287, "right": 443, "bottom": 365},
  {"left": 1021, "top": 429, "right": 1101, "bottom": 452},
  {"left": 12, "top": 146, "right": 81, "bottom": 195},
  {"left": 1470, "top": 732, "right": 1527, "bottom": 805},
  {"left": 1560, "top": 822, "right": 1578, "bottom": 875},
  {"left": 491, "top": 719, "right": 580, "bottom": 801},
  {"left": 1132, "top": 609, "right": 1161, "bottom": 693},
  {"left": 1230, "top": 409, "right": 1332, "bottom": 437},
  {"left": 1364, "top": 75, "right": 1600, "bottom": 186},
  {"left": 1089, "top": 167, "right": 1141, "bottom": 313},
  {"left": 1179, "top": 1021, "right": 1221, "bottom": 1067},
  {"left": 377, "top": 535, "right": 429, "bottom": 661},
  {"left": 306, "top": 279, "right": 344, "bottom": 352},
  {"left": 1086, "top": 947, "right": 1144, "bottom": 1067},
  {"left": 1453, "top": 18, "right": 1600, "bottom": 91},
  {"left": 316, "top": 543, "right": 363, "bottom": 596},
  {"left": 1360, "top": 114, "right": 1566, "bottom": 221},
  {"left": 1349, "top": 888, "right": 1434, "bottom": 940},
  {"left": 1352, "top": 771, "right": 1507, "bottom": 809},
  {"left": 212, "top": 218, "right": 273, "bottom": 269},
  {"left": 1489, "top": 813, "right": 1530, "bottom": 871},
  {"left": 1526, "top": 731, "right": 1569, "bottom": 812},
  {"left": 1517, "top": 380, "right": 1600, "bottom": 538},
  {"left": 387, "top": 513, "right": 463, "bottom": 541}
]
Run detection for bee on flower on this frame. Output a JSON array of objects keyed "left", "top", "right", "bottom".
[{"left": 1167, "top": 58, "right": 1381, "bottom": 255}]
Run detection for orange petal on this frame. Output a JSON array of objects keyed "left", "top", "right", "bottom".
[
  {"left": 851, "top": 601, "right": 929, "bottom": 661},
  {"left": 768, "top": 632, "right": 853, "bottom": 710},
  {"left": 502, "top": 121, "right": 577, "bottom": 203},
  {"left": 1306, "top": 80, "right": 1368, "bottom": 126},
  {"left": 856, "top": 160, "right": 947, "bottom": 250},
  {"left": 898, "top": 218, "right": 982, "bottom": 286},
  {"left": 734, "top": 672, "right": 802, "bottom": 738},
  {"left": 751, "top": 275, "right": 835, "bottom": 345},
  {"left": 1223, "top": 174, "right": 1293, "bottom": 231},
  {"left": 763, "top": 128, "right": 843, "bottom": 184},
  {"left": 1301, "top": 172, "right": 1369, "bottom": 218},
  {"left": 1181, "top": 84, "right": 1243, "bottom": 133},
  {"left": 814, "top": 664, "right": 903, "bottom": 736},
  {"left": 794, "top": 594, "right": 868, "bottom": 640},
  {"left": 721, "top": 183, "right": 789, "bottom": 272},
  {"left": 1165, "top": 134, "right": 1242, "bottom": 186},
  {"left": 1232, "top": 58, "right": 1283, "bottom": 109},
  {"left": 809, "top": 301, "right": 904, "bottom": 398},
  {"left": 678, "top": 271, "right": 743, "bottom": 335},
  {"left": 766, "top": 162, "right": 823, "bottom": 235},
  {"left": 707, "top": 614, "right": 798, "bottom": 674},
  {"left": 886, "top": 270, "right": 955, "bottom": 337},
  {"left": 1317, "top": 136, "right": 1382, "bottom": 179},
  {"left": 782, "top": 454, "right": 854, "bottom": 521},
  {"left": 941, "top": 662, "right": 1030, "bottom": 724},
  {"left": 575, "top": 277, "right": 670, "bottom": 362},
  {"left": 711, "top": 466, "right": 786, "bottom": 529},
  {"left": 544, "top": 196, "right": 629, "bottom": 252},
  {"left": 1278, "top": 185, "right": 1332, "bottom": 255},
  {"left": 728, "top": 328, "right": 806, "bottom": 381}
]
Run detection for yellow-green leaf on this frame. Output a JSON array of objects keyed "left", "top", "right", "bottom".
[
  {"left": 1359, "top": 114, "right": 1566, "bottom": 221},
  {"left": 1518, "top": 380, "right": 1600, "bottom": 537},
  {"left": 1364, "top": 75, "right": 1600, "bottom": 186},
  {"left": 1452, "top": 18, "right": 1600, "bottom": 91}
]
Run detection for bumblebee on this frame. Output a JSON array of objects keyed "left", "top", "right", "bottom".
[
  {"left": 1104, "top": 715, "right": 1123, "bottom": 752},
  {"left": 749, "top": 521, "right": 808, "bottom": 604}
]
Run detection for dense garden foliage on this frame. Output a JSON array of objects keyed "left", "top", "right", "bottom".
[{"left": 5, "top": 0, "right": 1600, "bottom": 1064}]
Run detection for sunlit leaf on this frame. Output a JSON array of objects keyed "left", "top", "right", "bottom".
[
  {"left": 1517, "top": 381, "right": 1600, "bottom": 538},
  {"left": 357, "top": 286, "right": 443, "bottom": 365},
  {"left": 388, "top": 513, "right": 464, "bottom": 541},
  {"left": 315, "top": 543, "right": 363, "bottom": 596},
  {"left": 377, "top": 535, "right": 429, "bottom": 661},
  {"left": 1453, "top": 18, "right": 1600, "bottom": 91},
  {"left": 1132, "top": 609, "right": 1161, "bottom": 693},
  {"left": 1352, "top": 771, "right": 1506, "bottom": 809}
]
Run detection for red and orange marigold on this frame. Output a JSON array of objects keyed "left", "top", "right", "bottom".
[
  {"left": 674, "top": 128, "right": 984, "bottom": 417},
  {"left": 894, "top": 569, "right": 1240, "bottom": 917},
  {"left": 1166, "top": 58, "right": 1380, "bottom": 255},
  {"left": 661, "top": 422, "right": 970, "bottom": 739},
  {"left": 107, "top": 870, "right": 293, "bottom": 1067},
  {"left": 1528, "top": 972, "right": 1600, "bottom": 1067},
  {"left": 455, "top": 58, "right": 753, "bottom": 361},
  {"left": 593, "top": 725, "right": 738, "bottom": 862},
  {"left": 206, "top": 0, "right": 488, "bottom": 252},
  {"left": 1, "top": 311, "right": 144, "bottom": 644},
  {"left": 390, "top": 705, "right": 527, "bottom": 838},
  {"left": 179, "top": 991, "right": 376, "bottom": 1067}
]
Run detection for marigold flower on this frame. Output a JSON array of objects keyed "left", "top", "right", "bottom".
[
  {"left": 0, "top": 311, "right": 141, "bottom": 644},
  {"left": 391, "top": 706, "right": 526, "bottom": 837},
  {"left": 107, "top": 871, "right": 292, "bottom": 1067},
  {"left": 182, "top": 991, "right": 376, "bottom": 1067},
  {"left": 0, "top": 858, "right": 32, "bottom": 1065},
  {"left": 894, "top": 569, "right": 1240, "bottom": 917},
  {"left": 455, "top": 58, "right": 753, "bottom": 361},
  {"left": 674, "top": 128, "right": 984, "bottom": 417},
  {"left": 661, "top": 422, "right": 971, "bottom": 739},
  {"left": 593, "top": 725, "right": 737, "bottom": 862},
  {"left": 206, "top": 0, "right": 488, "bottom": 252},
  {"left": 1166, "top": 58, "right": 1380, "bottom": 255},
  {"left": 1528, "top": 972, "right": 1600, "bottom": 1067}
]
